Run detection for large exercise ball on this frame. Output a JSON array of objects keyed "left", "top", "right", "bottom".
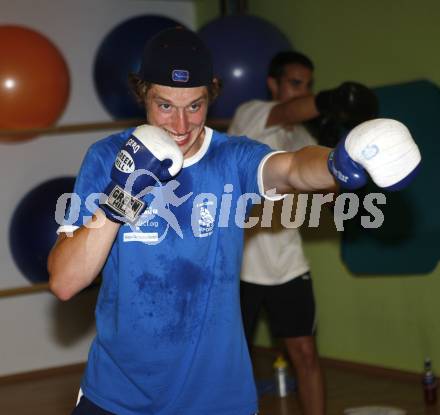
[
  {"left": 94, "top": 15, "right": 184, "bottom": 119},
  {"left": 198, "top": 15, "right": 292, "bottom": 119},
  {"left": 9, "top": 177, "right": 76, "bottom": 283},
  {"left": 0, "top": 25, "right": 70, "bottom": 142}
]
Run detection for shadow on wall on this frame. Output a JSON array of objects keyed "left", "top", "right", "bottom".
[{"left": 50, "top": 286, "right": 98, "bottom": 346}]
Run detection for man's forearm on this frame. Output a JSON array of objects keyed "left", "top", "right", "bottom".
[
  {"left": 263, "top": 147, "right": 337, "bottom": 194},
  {"left": 48, "top": 210, "right": 120, "bottom": 301}
]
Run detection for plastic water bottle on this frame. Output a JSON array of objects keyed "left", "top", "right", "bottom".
[
  {"left": 422, "top": 357, "right": 438, "bottom": 405},
  {"left": 273, "top": 355, "right": 288, "bottom": 398}
]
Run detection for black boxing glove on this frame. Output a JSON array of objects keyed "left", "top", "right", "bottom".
[
  {"left": 305, "top": 115, "right": 343, "bottom": 148},
  {"left": 315, "top": 82, "right": 379, "bottom": 130}
]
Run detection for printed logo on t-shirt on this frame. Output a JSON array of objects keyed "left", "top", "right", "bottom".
[
  {"left": 123, "top": 232, "right": 158, "bottom": 243},
  {"left": 192, "top": 199, "right": 215, "bottom": 238},
  {"left": 121, "top": 181, "right": 194, "bottom": 244},
  {"left": 124, "top": 206, "right": 163, "bottom": 244}
]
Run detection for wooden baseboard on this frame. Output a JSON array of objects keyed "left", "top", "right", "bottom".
[
  {"left": 252, "top": 345, "right": 421, "bottom": 382},
  {"left": 320, "top": 357, "right": 421, "bottom": 382},
  {"left": 0, "top": 362, "right": 86, "bottom": 385}
]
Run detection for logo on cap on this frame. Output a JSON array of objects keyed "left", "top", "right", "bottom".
[{"left": 172, "top": 69, "right": 189, "bottom": 83}]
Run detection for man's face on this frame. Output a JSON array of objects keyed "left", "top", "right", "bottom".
[
  {"left": 270, "top": 63, "right": 314, "bottom": 102},
  {"left": 146, "top": 84, "right": 209, "bottom": 159}
]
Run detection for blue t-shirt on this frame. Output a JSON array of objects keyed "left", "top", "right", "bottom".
[{"left": 67, "top": 127, "right": 273, "bottom": 415}]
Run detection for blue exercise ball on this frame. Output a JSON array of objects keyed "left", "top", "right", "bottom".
[
  {"left": 94, "top": 15, "right": 184, "bottom": 119},
  {"left": 9, "top": 177, "right": 76, "bottom": 283},
  {"left": 198, "top": 15, "right": 292, "bottom": 119}
]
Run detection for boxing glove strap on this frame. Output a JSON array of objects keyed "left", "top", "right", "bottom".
[{"left": 328, "top": 139, "right": 368, "bottom": 190}]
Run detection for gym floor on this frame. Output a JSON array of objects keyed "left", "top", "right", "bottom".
[{"left": 0, "top": 347, "right": 438, "bottom": 415}]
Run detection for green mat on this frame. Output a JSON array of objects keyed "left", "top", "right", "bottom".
[{"left": 342, "top": 80, "right": 440, "bottom": 275}]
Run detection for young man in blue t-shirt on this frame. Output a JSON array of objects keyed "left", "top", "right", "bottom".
[{"left": 48, "top": 27, "right": 420, "bottom": 415}]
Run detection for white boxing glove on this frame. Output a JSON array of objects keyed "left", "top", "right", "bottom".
[
  {"left": 131, "top": 124, "right": 184, "bottom": 177},
  {"left": 344, "top": 118, "right": 421, "bottom": 189},
  {"left": 103, "top": 124, "right": 183, "bottom": 223}
]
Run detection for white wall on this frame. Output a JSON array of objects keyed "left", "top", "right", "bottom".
[{"left": 0, "top": 0, "right": 195, "bottom": 376}]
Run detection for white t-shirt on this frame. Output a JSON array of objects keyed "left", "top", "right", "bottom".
[{"left": 228, "top": 100, "right": 317, "bottom": 285}]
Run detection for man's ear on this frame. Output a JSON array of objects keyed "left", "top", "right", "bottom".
[
  {"left": 267, "top": 77, "right": 278, "bottom": 100},
  {"left": 210, "top": 77, "right": 222, "bottom": 102}
]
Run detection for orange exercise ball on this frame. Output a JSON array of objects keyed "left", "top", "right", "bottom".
[{"left": 0, "top": 25, "right": 70, "bottom": 142}]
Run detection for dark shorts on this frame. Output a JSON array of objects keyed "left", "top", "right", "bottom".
[
  {"left": 240, "top": 272, "right": 316, "bottom": 344},
  {"left": 71, "top": 396, "right": 115, "bottom": 415}
]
